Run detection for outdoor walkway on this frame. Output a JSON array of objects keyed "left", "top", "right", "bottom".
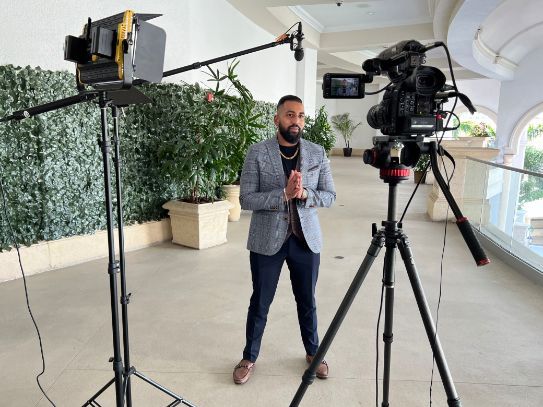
[{"left": 1, "top": 157, "right": 542, "bottom": 406}]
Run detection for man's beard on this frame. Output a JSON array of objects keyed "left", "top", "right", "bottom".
[{"left": 278, "top": 124, "right": 302, "bottom": 144}]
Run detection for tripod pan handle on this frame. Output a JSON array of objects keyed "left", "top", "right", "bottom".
[{"left": 456, "top": 217, "right": 490, "bottom": 266}]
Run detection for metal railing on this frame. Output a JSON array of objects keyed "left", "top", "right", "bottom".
[{"left": 464, "top": 157, "right": 543, "bottom": 272}]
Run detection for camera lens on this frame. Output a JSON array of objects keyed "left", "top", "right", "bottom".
[
  {"left": 414, "top": 66, "right": 446, "bottom": 96},
  {"left": 417, "top": 75, "right": 434, "bottom": 88},
  {"left": 367, "top": 104, "right": 387, "bottom": 129}
]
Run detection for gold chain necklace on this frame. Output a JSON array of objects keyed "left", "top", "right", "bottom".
[{"left": 279, "top": 147, "right": 299, "bottom": 160}]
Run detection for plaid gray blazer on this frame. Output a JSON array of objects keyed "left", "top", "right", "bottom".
[{"left": 240, "top": 137, "right": 336, "bottom": 255}]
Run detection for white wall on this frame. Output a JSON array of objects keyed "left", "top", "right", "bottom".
[
  {"left": 496, "top": 46, "right": 543, "bottom": 166},
  {"left": 0, "top": 0, "right": 297, "bottom": 104},
  {"left": 445, "top": 78, "right": 501, "bottom": 117},
  {"left": 315, "top": 83, "right": 380, "bottom": 150}
]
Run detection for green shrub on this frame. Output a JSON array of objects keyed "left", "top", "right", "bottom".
[
  {"left": 303, "top": 106, "right": 335, "bottom": 155},
  {"left": 0, "top": 64, "right": 274, "bottom": 250}
]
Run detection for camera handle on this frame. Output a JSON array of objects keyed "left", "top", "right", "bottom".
[{"left": 425, "top": 141, "right": 490, "bottom": 266}]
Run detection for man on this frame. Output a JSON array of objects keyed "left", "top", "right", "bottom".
[
  {"left": 233, "top": 95, "right": 336, "bottom": 385},
  {"left": 339, "top": 79, "right": 349, "bottom": 96}
]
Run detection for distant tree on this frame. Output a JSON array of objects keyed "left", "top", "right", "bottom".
[
  {"left": 519, "top": 145, "right": 543, "bottom": 205},
  {"left": 527, "top": 123, "right": 543, "bottom": 141}
]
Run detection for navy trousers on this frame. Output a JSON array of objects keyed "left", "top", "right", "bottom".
[{"left": 243, "top": 235, "right": 320, "bottom": 362}]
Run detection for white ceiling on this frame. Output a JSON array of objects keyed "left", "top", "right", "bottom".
[
  {"left": 226, "top": 0, "right": 543, "bottom": 82},
  {"left": 290, "top": 0, "right": 431, "bottom": 32}
]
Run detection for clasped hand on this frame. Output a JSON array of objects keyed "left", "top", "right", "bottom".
[{"left": 285, "top": 170, "right": 304, "bottom": 200}]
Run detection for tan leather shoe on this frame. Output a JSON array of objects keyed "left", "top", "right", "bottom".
[
  {"left": 306, "top": 354, "right": 329, "bottom": 379},
  {"left": 233, "top": 359, "right": 255, "bottom": 384}
]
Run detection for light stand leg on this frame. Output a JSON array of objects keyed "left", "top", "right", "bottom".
[
  {"left": 111, "top": 106, "right": 133, "bottom": 407},
  {"left": 84, "top": 101, "right": 198, "bottom": 407},
  {"left": 290, "top": 231, "right": 385, "bottom": 407},
  {"left": 397, "top": 235, "right": 462, "bottom": 407},
  {"left": 96, "top": 92, "right": 124, "bottom": 406}
]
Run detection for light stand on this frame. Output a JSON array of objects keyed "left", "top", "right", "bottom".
[
  {"left": 290, "top": 142, "right": 489, "bottom": 407},
  {"left": 1, "top": 19, "right": 304, "bottom": 406},
  {"left": 81, "top": 92, "right": 196, "bottom": 407}
]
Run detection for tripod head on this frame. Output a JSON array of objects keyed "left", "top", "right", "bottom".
[
  {"left": 363, "top": 131, "right": 489, "bottom": 266},
  {"left": 362, "top": 135, "right": 426, "bottom": 184}
]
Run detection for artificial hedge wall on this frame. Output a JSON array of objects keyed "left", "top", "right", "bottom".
[{"left": 0, "top": 64, "right": 275, "bottom": 251}]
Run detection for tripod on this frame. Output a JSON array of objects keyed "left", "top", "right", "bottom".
[
  {"left": 82, "top": 91, "right": 196, "bottom": 407},
  {"left": 291, "top": 144, "right": 489, "bottom": 407}
]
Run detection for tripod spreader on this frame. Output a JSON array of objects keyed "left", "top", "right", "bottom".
[{"left": 427, "top": 142, "right": 490, "bottom": 266}]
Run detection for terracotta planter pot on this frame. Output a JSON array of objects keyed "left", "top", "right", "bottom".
[{"left": 414, "top": 171, "right": 427, "bottom": 184}]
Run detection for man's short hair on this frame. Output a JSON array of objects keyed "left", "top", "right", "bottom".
[{"left": 277, "top": 95, "right": 303, "bottom": 110}]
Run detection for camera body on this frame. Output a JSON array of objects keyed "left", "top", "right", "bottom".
[
  {"left": 322, "top": 40, "right": 448, "bottom": 138},
  {"left": 322, "top": 40, "right": 454, "bottom": 178},
  {"left": 366, "top": 66, "right": 446, "bottom": 136}
]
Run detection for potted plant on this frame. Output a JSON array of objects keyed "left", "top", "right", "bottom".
[
  {"left": 454, "top": 119, "right": 495, "bottom": 147},
  {"left": 206, "top": 61, "right": 265, "bottom": 221},
  {"left": 331, "top": 113, "right": 361, "bottom": 157},
  {"left": 303, "top": 106, "right": 335, "bottom": 156},
  {"left": 413, "top": 153, "right": 430, "bottom": 184},
  {"left": 158, "top": 78, "right": 236, "bottom": 249}
]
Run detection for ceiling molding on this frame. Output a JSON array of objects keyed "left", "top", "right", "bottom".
[
  {"left": 319, "top": 23, "right": 435, "bottom": 51},
  {"left": 226, "top": 0, "right": 499, "bottom": 82},
  {"left": 447, "top": 0, "right": 518, "bottom": 80},
  {"left": 432, "top": 0, "right": 457, "bottom": 41},
  {"left": 474, "top": 30, "right": 517, "bottom": 72},
  {"left": 317, "top": 50, "right": 362, "bottom": 72},
  {"left": 266, "top": 6, "right": 321, "bottom": 47},
  {"left": 288, "top": 6, "right": 324, "bottom": 32}
]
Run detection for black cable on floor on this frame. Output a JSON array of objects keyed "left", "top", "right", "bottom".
[
  {"left": 0, "top": 176, "right": 57, "bottom": 407},
  {"left": 427, "top": 131, "right": 458, "bottom": 404}
]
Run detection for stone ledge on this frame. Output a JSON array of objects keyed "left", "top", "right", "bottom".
[{"left": 0, "top": 220, "right": 172, "bottom": 283}]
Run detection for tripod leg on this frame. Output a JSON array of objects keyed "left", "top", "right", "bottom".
[
  {"left": 397, "top": 235, "right": 462, "bottom": 407},
  {"left": 290, "top": 231, "right": 385, "bottom": 407},
  {"left": 380, "top": 244, "right": 396, "bottom": 407}
]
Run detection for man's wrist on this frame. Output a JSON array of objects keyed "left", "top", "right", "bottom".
[{"left": 301, "top": 188, "right": 308, "bottom": 200}]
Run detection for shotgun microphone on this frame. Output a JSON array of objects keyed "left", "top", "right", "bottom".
[{"left": 293, "top": 22, "right": 304, "bottom": 61}]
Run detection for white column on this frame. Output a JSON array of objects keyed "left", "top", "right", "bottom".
[{"left": 295, "top": 47, "right": 318, "bottom": 117}]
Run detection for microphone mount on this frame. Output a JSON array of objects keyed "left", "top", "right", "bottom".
[
  {"left": 2, "top": 22, "right": 305, "bottom": 122},
  {"left": 136, "top": 22, "right": 304, "bottom": 85}
]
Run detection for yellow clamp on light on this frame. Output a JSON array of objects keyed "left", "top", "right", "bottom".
[{"left": 115, "top": 10, "right": 135, "bottom": 80}]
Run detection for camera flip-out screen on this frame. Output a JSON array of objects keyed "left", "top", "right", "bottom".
[{"left": 322, "top": 73, "right": 365, "bottom": 99}]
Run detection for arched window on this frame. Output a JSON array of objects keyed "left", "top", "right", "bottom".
[{"left": 519, "top": 112, "right": 543, "bottom": 210}]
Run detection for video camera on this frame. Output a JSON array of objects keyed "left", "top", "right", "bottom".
[
  {"left": 323, "top": 40, "right": 458, "bottom": 136},
  {"left": 322, "top": 39, "right": 475, "bottom": 179}
]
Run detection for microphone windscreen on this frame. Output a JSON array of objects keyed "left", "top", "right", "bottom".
[{"left": 294, "top": 48, "right": 304, "bottom": 61}]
